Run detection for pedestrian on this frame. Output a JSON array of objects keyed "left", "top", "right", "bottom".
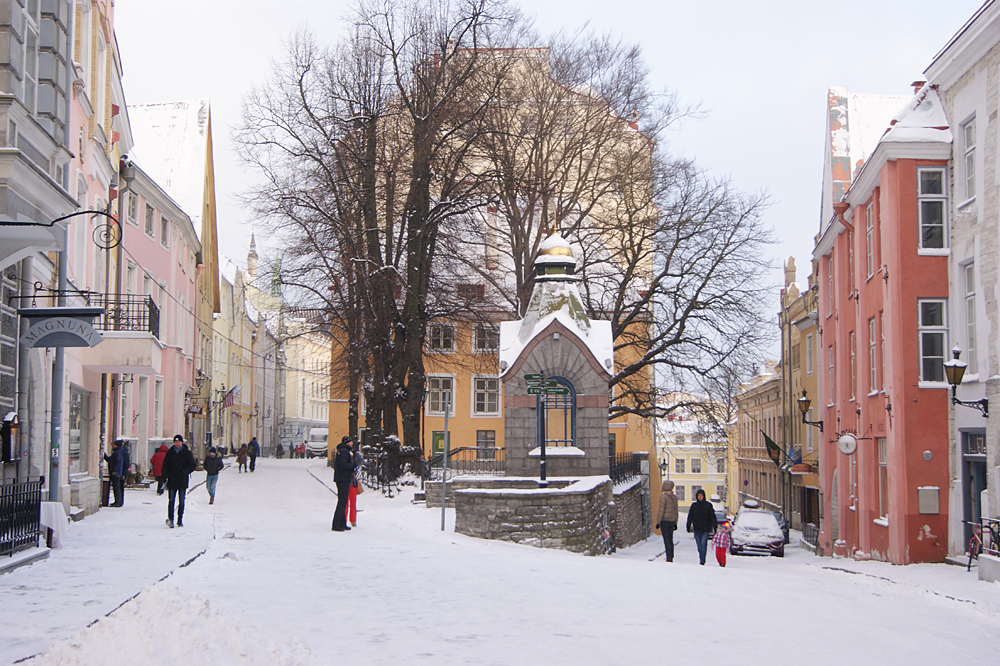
[
  {"left": 203, "top": 446, "right": 224, "bottom": 504},
  {"left": 162, "top": 434, "right": 196, "bottom": 528},
  {"left": 686, "top": 488, "right": 718, "bottom": 565},
  {"left": 103, "top": 439, "right": 129, "bottom": 507},
  {"left": 236, "top": 442, "right": 248, "bottom": 473},
  {"left": 712, "top": 522, "right": 731, "bottom": 567},
  {"left": 300, "top": 441, "right": 306, "bottom": 459},
  {"left": 344, "top": 446, "right": 364, "bottom": 528},
  {"left": 150, "top": 443, "right": 168, "bottom": 495},
  {"left": 248, "top": 436, "right": 260, "bottom": 472},
  {"left": 276, "top": 442, "right": 284, "bottom": 459},
  {"left": 332, "top": 435, "right": 354, "bottom": 531},
  {"left": 655, "top": 478, "right": 679, "bottom": 562}
]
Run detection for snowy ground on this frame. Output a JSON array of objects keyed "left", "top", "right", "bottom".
[{"left": 2, "top": 459, "right": 999, "bottom": 665}]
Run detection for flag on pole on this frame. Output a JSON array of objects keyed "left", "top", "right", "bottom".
[
  {"left": 762, "top": 430, "right": 783, "bottom": 468},
  {"left": 220, "top": 386, "right": 240, "bottom": 410}
]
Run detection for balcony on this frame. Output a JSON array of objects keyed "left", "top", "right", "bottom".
[
  {"left": 81, "top": 294, "right": 163, "bottom": 374},
  {"left": 88, "top": 294, "right": 160, "bottom": 338}
]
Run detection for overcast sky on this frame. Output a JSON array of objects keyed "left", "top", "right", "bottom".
[{"left": 116, "top": 0, "right": 984, "bottom": 294}]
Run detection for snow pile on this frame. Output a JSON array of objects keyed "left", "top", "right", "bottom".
[{"left": 22, "top": 584, "right": 311, "bottom": 666}]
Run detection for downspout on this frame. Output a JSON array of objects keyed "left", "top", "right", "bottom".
[
  {"left": 16, "top": 256, "right": 33, "bottom": 481},
  {"left": 48, "top": 225, "right": 68, "bottom": 502}
]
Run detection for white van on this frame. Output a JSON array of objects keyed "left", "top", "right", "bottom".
[{"left": 306, "top": 428, "right": 329, "bottom": 458}]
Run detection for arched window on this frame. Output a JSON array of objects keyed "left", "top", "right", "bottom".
[{"left": 539, "top": 376, "right": 576, "bottom": 448}]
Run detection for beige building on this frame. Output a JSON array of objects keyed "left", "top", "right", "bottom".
[{"left": 735, "top": 361, "right": 784, "bottom": 513}]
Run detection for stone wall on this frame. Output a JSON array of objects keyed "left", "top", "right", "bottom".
[
  {"left": 454, "top": 477, "right": 613, "bottom": 555},
  {"left": 609, "top": 478, "right": 649, "bottom": 551},
  {"left": 425, "top": 477, "right": 572, "bottom": 509}
]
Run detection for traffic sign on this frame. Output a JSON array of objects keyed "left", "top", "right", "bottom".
[
  {"left": 543, "top": 386, "right": 569, "bottom": 395},
  {"left": 524, "top": 373, "right": 543, "bottom": 381},
  {"left": 527, "top": 387, "right": 544, "bottom": 395},
  {"left": 542, "top": 380, "right": 560, "bottom": 388}
]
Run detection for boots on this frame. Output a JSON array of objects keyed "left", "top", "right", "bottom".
[
  {"left": 666, "top": 557, "right": 673, "bottom": 562},
  {"left": 209, "top": 496, "right": 215, "bottom": 505}
]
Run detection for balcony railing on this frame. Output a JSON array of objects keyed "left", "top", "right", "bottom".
[{"left": 88, "top": 294, "right": 159, "bottom": 338}]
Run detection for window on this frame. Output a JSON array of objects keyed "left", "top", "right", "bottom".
[
  {"left": 806, "top": 410, "right": 814, "bottom": 453},
  {"left": 877, "top": 437, "right": 889, "bottom": 519},
  {"left": 160, "top": 217, "right": 170, "bottom": 247},
  {"left": 118, "top": 375, "right": 131, "bottom": 437},
  {"left": 805, "top": 333, "right": 814, "bottom": 375},
  {"left": 472, "top": 323, "right": 499, "bottom": 352},
  {"left": 145, "top": 204, "right": 155, "bottom": 237},
  {"left": 828, "top": 346, "right": 835, "bottom": 401},
  {"left": 691, "top": 484, "right": 703, "bottom": 498},
  {"left": 869, "top": 318, "right": 877, "bottom": 393},
  {"left": 827, "top": 256, "right": 834, "bottom": 312},
  {"left": 96, "top": 31, "right": 107, "bottom": 126},
  {"left": 127, "top": 193, "right": 138, "bottom": 225},
  {"left": 962, "top": 118, "right": 976, "bottom": 200},
  {"left": 426, "top": 375, "right": 454, "bottom": 415},
  {"left": 716, "top": 458, "right": 725, "bottom": 474},
  {"left": 675, "top": 485, "right": 686, "bottom": 502},
  {"left": 917, "top": 168, "right": 947, "bottom": 250},
  {"left": 690, "top": 458, "right": 702, "bottom": 474},
  {"left": 21, "top": 1, "right": 40, "bottom": 115},
  {"left": 427, "top": 323, "right": 455, "bottom": 352},
  {"left": 472, "top": 376, "right": 500, "bottom": 415},
  {"left": 918, "top": 299, "right": 947, "bottom": 383},
  {"left": 965, "top": 263, "right": 977, "bottom": 371},
  {"left": 675, "top": 458, "right": 685, "bottom": 474},
  {"left": 849, "top": 330, "right": 856, "bottom": 400},
  {"left": 457, "top": 283, "right": 485, "bottom": 300},
  {"left": 865, "top": 202, "right": 874, "bottom": 278},
  {"left": 476, "top": 430, "right": 496, "bottom": 460}
]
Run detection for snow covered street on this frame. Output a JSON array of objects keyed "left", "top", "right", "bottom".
[{"left": 2, "top": 459, "right": 1000, "bottom": 665}]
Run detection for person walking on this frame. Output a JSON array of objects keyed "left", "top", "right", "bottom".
[
  {"left": 712, "top": 522, "right": 731, "bottom": 567},
  {"left": 236, "top": 442, "right": 249, "bottom": 473},
  {"left": 150, "top": 443, "right": 168, "bottom": 495},
  {"left": 248, "top": 436, "right": 260, "bottom": 472},
  {"left": 332, "top": 436, "right": 354, "bottom": 531},
  {"left": 203, "top": 446, "right": 224, "bottom": 504},
  {"left": 162, "top": 434, "right": 196, "bottom": 528},
  {"left": 103, "top": 439, "right": 129, "bottom": 507},
  {"left": 655, "top": 479, "right": 679, "bottom": 562},
  {"left": 344, "top": 446, "right": 364, "bottom": 528},
  {"left": 276, "top": 442, "right": 284, "bottom": 459},
  {"left": 686, "top": 488, "right": 718, "bottom": 565}
]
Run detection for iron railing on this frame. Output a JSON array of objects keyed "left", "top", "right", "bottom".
[
  {"left": 359, "top": 452, "right": 419, "bottom": 498},
  {"left": 970, "top": 516, "right": 1000, "bottom": 557},
  {"left": 609, "top": 451, "right": 641, "bottom": 483},
  {"left": 423, "top": 447, "right": 506, "bottom": 481},
  {"left": 1, "top": 477, "right": 42, "bottom": 557},
  {"left": 801, "top": 522, "right": 819, "bottom": 548},
  {"left": 88, "top": 293, "right": 160, "bottom": 338}
]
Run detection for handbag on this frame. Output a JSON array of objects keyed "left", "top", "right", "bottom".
[{"left": 354, "top": 476, "right": 364, "bottom": 494}]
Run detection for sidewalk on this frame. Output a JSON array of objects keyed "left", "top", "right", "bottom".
[{"left": 0, "top": 486, "right": 215, "bottom": 664}]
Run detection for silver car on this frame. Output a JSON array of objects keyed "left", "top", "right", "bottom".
[{"left": 730, "top": 509, "right": 785, "bottom": 557}]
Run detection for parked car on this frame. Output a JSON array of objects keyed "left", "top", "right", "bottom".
[
  {"left": 769, "top": 510, "right": 790, "bottom": 544},
  {"left": 730, "top": 509, "right": 785, "bottom": 557},
  {"left": 715, "top": 510, "right": 731, "bottom": 530}
]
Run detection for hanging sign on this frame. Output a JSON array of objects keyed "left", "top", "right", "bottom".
[{"left": 17, "top": 307, "right": 105, "bottom": 349}]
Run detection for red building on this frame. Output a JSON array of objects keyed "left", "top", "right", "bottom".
[{"left": 814, "top": 84, "right": 953, "bottom": 564}]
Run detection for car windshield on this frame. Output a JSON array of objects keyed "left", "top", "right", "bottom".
[{"left": 736, "top": 512, "right": 779, "bottom": 530}]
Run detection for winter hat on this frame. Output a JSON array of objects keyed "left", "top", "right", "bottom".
[
  {"left": 209, "top": 446, "right": 217, "bottom": 453},
  {"left": 173, "top": 434, "right": 184, "bottom": 443},
  {"left": 341, "top": 435, "right": 353, "bottom": 445}
]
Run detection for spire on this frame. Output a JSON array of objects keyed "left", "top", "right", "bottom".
[{"left": 247, "top": 232, "right": 258, "bottom": 282}]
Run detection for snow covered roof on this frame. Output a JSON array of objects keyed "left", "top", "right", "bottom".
[
  {"left": 128, "top": 100, "right": 211, "bottom": 239},
  {"left": 881, "top": 85, "right": 952, "bottom": 145},
  {"left": 499, "top": 234, "right": 614, "bottom": 378}
]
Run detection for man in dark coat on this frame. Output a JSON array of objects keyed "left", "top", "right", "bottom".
[
  {"left": 103, "top": 440, "right": 129, "bottom": 507},
  {"left": 162, "top": 434, "right": 197, "bottom": 528},
  {"left": 686, "top": 488, "right": 718, "bottom": 565},
  {"left": 332, "top": 436, "right": 355, "bottom": 531},
  {"left": 248, "top": 436, "right": 260, "bottom": 472}
]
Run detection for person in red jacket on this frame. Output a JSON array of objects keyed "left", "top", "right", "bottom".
[{"left": 150, "top": 444, "right": 168, "bottom": 495}]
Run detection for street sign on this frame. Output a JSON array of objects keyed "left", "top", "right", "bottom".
[
  {"left": 543, "top": 386, "right": 569, "bottom": 395},
  {"left": 543, "top": 380, "right": 560, "bottom": 388},
  {"left": 524, "top": 373, "right": 543, "bottom": 381},
  {"left": 527, "top": 387, "right": 544, "bottom": 395}
]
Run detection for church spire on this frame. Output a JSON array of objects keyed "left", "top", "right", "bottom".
[{"left": 247, "top": 232, "right": 258, "bottom": 282}]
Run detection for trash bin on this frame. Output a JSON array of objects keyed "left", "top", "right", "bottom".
[{"left": 101, "top": 477, "right": 111, "bottom": 507}]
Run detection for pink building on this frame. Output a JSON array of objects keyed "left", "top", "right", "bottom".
[{"left": 814, "top": 84, "right": 953, "bottom": 564}]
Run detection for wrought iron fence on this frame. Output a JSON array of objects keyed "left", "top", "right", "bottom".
[
  {"left": 422, "top": 447, "right": 506, "bottom": 481},
  {"left": 1, "top": 477, "right": 42, "bottom": 557},
  {"left": 359, "top": 452, "right": 419, "bottom": 498},
  {"left": 801, "top": 522, "right": 819, "bottom": 548},
  {"left": 88, "top": 293, "right": 160, "bottom": 338},
  {"left": 609, "top": 451, "right": 641, "bottom": 483}
]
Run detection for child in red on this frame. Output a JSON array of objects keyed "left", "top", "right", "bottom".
[{"left": 712, "top": 523, "right": 731, "bottom": 567}]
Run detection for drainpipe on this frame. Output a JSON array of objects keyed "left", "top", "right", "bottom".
[
  {"left": 48, "top": 225, "right": 68, "bottom": 502},
  {"left": 16, "top": 256, "right": 33, "bottom": 481}
]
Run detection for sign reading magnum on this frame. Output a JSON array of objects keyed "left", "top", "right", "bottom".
[{"left": 17, "top": 307, "right": 105, "bottom": 349}]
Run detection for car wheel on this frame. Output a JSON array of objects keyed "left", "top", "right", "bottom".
[
  {"left": 730, "top": 547, "right": 737, "bottom": 555},
  {"left": 773, "top": 548, "right": 784, "bottom": 558}
]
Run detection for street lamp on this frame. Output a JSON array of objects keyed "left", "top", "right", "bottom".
[
  {"left": 944, "top": 346, "right": 988, "bottom": 417},
  {"left": 797, "top": 390, "right": 824, "bottom": 432}
]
